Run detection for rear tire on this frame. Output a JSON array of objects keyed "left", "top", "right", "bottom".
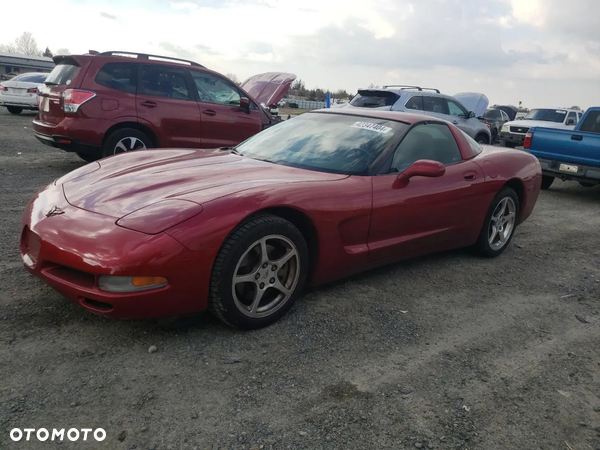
[
  {"left": 579, "top": 182, "right": 596, "bottom": 188},
  {"left": 491, "top": 128, "right": 498, "bottom": 143},
  {"left": 102, "top": 128, "right": 153, "bottom": 158},
  {"left": 541, "top": 175, "right": 554, "bottom": 190},
  {"left": 209, "top": 214, "right": 309, "bottom": 330},
  {"left": 476, "top": 187, "right": 519, "bottom": 257},
  {"left": 76, "top": 151, "right": 101, "bottom": 163},
  {"left": 502, "top": 140, "right": 516, "bottom": 148},
  {"left": 7, "top": 106, "right": 22, "bottom": 115}
]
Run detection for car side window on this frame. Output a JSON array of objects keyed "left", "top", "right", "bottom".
[
  {"left": 578, "top": 111, "right": 600, "bottom": 134},
  {"left": 566, "top": 111, "right": 577, "bottom": 124},
  {"left": 422, "top": 96, "right": 449, "bottom": 115},
  {"left": 405, "top": 95, "right": 424, "bottom": 111},
  {"left": 500, "top": 110, "right": 509, "bottom": 121},
  {"left": 139, "top": 65, "right": 191, "bottom": 100},
  {"left": 447, "top": 100, "right": 468, "bottom": 118},
  {"left": 95, "top": 63, "right": 137, "bottom": 94},
  {"left": 391, "top": 123, "right": 463, "bottom": 172},
  {"left": 191, "top": 71, "right": 241, "bottom": 107}
]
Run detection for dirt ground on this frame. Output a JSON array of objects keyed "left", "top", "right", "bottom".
[{"left": 0, "top": 108, "right": 599, "bottom": 450}]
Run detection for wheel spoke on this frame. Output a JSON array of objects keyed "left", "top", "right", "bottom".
[
  {"left": 273, "top": 280, "right": 291, "bottom": 297},
  {"left": 129, "top": 137, "right": 138, "bottom": 150},
  {"left": 489, "top": 225, "right": 498, "bottom": 243},
  {"left": 250, "top": 288, "right": 265, "bottom": 313},
  {"left": 115, "top": 141, "right": 128, "bottom": 153},
  {"left": 259, "top": 238, "right": 269, "bottom": 265},
  {"left": 502, "top": 212, "right": 515, "bottom": 225},
  {"left": 235, "top": 273, "right": 257, "bottom": 285},
  {"left": 272, "top": 248, "right": 296, "bottom": 267}
]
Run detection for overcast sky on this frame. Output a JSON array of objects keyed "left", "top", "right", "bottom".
[{"left": 3, "top": 0, "right": 599, "bottom": 108}]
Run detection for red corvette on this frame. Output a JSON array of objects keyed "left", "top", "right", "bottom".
[{"left": 21, "top": 109, "right": 542, "bottom": 329}]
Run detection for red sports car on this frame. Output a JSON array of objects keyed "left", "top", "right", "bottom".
[{"left": 21, "top": 109, "right": 542, "bottom": 329}]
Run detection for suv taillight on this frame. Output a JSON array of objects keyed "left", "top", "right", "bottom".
[
  {"left": 523, "top": 131, "right": 533, "bottom": 149},
  {"left": 62, "top": 89, "right": 96, "bottom": 113}
]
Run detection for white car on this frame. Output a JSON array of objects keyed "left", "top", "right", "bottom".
[
  {"left": 0, "top": 72, "right": 48, "bottom": 114},
  {"left": 499, "top": 108, "right": 583, "bottom": 148}
]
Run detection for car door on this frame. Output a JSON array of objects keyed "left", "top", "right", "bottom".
[
  {"left": 446, "top": 99, "right": 473, "bottom": 133},
  {"left": 420, "top": 95, "right": 450, "bottom": 121},
  {"left": 368, "top": 122, "right": 486, "bottom": 263},
  {"left": 136, "top": 64, "right": 202, "bottom": 148},
  {"left": 190, "top": 70, "right": 262, "bottom": 148}
]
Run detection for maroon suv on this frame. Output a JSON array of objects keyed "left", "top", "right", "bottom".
[{"left": 33, "top": 51, "right": 295, "bottom": 161}]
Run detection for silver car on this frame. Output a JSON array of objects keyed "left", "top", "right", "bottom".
[{"left": 345, "top": 85, "right": 492, "bottom": 144}]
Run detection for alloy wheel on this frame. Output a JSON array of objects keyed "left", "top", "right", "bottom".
[
  {"left": 113, "top": 136, "right": 146, "bottom": 154},
  {"left": 488, "top": 197, "right": 516, "bottom": 250}
]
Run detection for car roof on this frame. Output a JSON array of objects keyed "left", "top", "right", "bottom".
[
  {"left": 358, "top": 86, "right": 451, "bottom": 100},
  {"left": 310, "top": 108, "right": 445, "bottom": 125}
]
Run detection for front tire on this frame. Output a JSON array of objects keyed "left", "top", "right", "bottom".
[
  {"left": 476, "top": 187, "right": 519, "bottom": 257},
  {"left": 541, "top": 175, "right": 554, "bottom": 190},
  {"left": 476, "top": 133, "right": 490, "bottom": 145},
  {"left": 102, "top": 128, "right": 152, "bottom": 158},
  {"left": 209, "top": 214, "right": 309, "bottom": 329},
  {"left": 7, "top": 106, "right": 22, "bottom": 115},
  {"left": 502, "top": 140, "right": 516, "bottom": 148}
]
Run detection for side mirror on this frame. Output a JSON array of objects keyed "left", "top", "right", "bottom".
[
  {"left": 566, "top": 118, "right": 575, "bottom": 125},
  {"left": 394, "top": 160, "right": 445, "bottom": 188},
  {"left": 239, "top": 97, "right": 251, "bottom": 114},
  {"left": 468, "top": 111, "right": 476, "bottom": 119}
]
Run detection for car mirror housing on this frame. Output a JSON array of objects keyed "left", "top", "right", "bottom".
[
  {"left": 239, "top": 97, "right": 251, "bottom": 114},
  {"left": 566, "top": 119, "right": 575, "bottom": 125},
  {"left": 393, "top": 160, "right": 445, "bottom": 188},
  {"left": 468, "top": 111, "right": 476, "bottom": 119}
]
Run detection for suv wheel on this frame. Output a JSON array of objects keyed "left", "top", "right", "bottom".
[
  {"left": 103, "top": 128, "right": 152, "bottom": 158},
  {"left": 475, "top": 133, "right": 490, "bottom": 145}
]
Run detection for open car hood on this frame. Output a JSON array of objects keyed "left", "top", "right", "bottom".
[
  {"left": 241, "top": 72, "right": 296, "bottom": 107},
  {"left": 453, "top": 92, "right": 489, "bottom": 117}
]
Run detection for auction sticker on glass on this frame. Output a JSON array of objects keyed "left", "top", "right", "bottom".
[{"left": 351, "top": 122, "right": 392, "bottom": 134}]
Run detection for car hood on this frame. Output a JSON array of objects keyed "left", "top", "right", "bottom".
[
  {"left": 60, "top": 149, "right": 346, "bottom": 218},
  {"left": 240, "top": 72, "right": 296, "bottom": 106},
  {"left": 503, "top": 119, "right": 569, "bottom": 129},
  {"left": 453, "top": 92, "right": 489, "bottom": 117}
]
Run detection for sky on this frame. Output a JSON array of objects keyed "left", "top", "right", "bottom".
[{"left": 2, "top": 0, "right": 600, "bottom": 108}]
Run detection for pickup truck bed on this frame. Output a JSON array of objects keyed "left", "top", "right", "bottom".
[{"left": 524, "top": 108, "right": 600, "bottom": 189}]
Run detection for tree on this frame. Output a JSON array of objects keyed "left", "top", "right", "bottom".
[
  {"left": 367, "top": 83, "right": 380, "bottom": 88},
  {"left": 42, "top": 47, "right": 53, "bottom": 57},
  {"left": 570, "top": 106, "right": 581, "bottom": 111},
  {"left": 292, "top": 79, "right": 305, "bottom": 91},
  {"left": 56, "top": 48, "right": 70, "bottom": 55},
  {"left": 225, "top": 73, "right": 240, "bottom": 85},
  {"left": 14, "top": 32, "right": 40, "bottom": 56},
  {"left": 0, "top": 43, "right": 16, "bottom": 54}
]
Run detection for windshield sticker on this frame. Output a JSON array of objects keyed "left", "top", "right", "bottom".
[{"left": 351, "top": 122, "right": 392, "bottom": 134}]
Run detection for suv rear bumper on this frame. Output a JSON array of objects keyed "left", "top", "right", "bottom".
[
  {"left": 32, "top": 117, "right": 103, "bottom": 155},
  {"left": 33, "top": 130, "right": 101, "bottom": 154},
  {"left": 537, "top": 157, "right": 600, "bottom": 185}
]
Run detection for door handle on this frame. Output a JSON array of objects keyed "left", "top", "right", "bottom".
[
  {"left": 140, "top": 101, "right": 157, "bottom": 108},
  {"left": 571, "top": 135, "right": 583, "bottom": 141},
  {"left": 203, "top": 109, "right": 217, "bottom": 116},
  {"left": 463, "top": 170, "right": 478, "bottom": 181}
]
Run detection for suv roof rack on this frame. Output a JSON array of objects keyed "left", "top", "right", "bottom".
[
  {"left": 97, "top": 51, "right": 204, "bottom": 68},
  {"left": 382, "top": 84, "right": 440, "bottom": 93}
]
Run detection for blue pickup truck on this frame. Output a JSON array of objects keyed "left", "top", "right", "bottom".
[{"left": 524, "top": 107, "right": 600, "bottom": 189}]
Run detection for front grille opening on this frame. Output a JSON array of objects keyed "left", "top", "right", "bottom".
[
  {"left": 81, "top": 298, "right": 113, "bottom": 312},
  {"left": 45, "top": 266, "right": 95, "bottom": 289}
]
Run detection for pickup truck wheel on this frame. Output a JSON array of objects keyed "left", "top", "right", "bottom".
[
  {"left": 579, "top": 182, "right": 596, "bottom": 188},
  {"left": 502, "top": 140, "right": 516, "bottom": 148},
  {"left": 541, "top": 176, "right": 554, "bottom": 190},
  {"left": 476, "top": 187, "right": 519, "bottom": 257}
]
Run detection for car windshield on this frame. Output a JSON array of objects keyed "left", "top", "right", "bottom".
[
  {"left": 12, "top": 73, "right": 47, "bottom": 83},
  {"left": 523, "top": 109, "right": 567, "bottom": 122},
  {"left": 237, "top": 113, "right": 407, "bottom": 175}
]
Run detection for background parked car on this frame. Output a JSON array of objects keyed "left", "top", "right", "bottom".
[
  {"left": 500, "top": 108, "right": 582, "bottom": 148},
  {"left": 0, "top": 72, "right": 20, "bottom": 81},
  {"left": 0, "top": 72, "right": 48, "bottom": 114},
  {"left": 346, "top": 85, "right": 492, "bottom": 144},
  {"left": 33, "top": 51, "right": 295, "bottom": 162},
  {"left": 479, "top": 108, "right": 510, "bottom": 143}
]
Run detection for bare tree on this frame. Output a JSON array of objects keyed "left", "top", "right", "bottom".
[
  {"left": 56, "top": 48, "right": 70, "bottom": 55},
  {"left": 0, "top": 43, "right": 16, "bottom": 54},
  {"left": 367, "top": 83, "right": 380, "bottom": 88},
  {"left": 14, "top": 32, "right": 40, "bottom": 56},
  {"left": 225, "top": 73, "right": 240, "bottom": 85}
]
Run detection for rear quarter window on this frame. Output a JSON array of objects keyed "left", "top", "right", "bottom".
[
  {"left": 45, "top": 62, "right": 79, "bottom": 86},
  {"left": 95, "top": 63, "right": 137, "bottom": 94}
]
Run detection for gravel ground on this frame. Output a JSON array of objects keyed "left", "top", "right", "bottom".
[{"left": 0, "top": 108, "right": 599, "bottom": 450}]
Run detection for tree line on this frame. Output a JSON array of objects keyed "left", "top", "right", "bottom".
[{"left": 0, "top": 32, "right": 69, "bottom": 58}]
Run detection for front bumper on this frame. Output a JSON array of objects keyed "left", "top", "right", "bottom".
[
  {"left": 537, "top": 158, "right": 600, "bottom": 185},
  {"left": 21, "top": 183, "right": 212, "bottom": 319},
  {"left": 499, "top": 131, "right": 525, "bottom": 146}
]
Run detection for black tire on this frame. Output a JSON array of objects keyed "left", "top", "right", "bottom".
[
  {"left": 541, "top": 175, "right": 554, "bottom": 190},
  {"left": 579, "top": 182, "right": 596, "bottom": 188},
  {"left": 475, "top": 133, "right": 490, "bottom": 145},
  {"left": 102, "top": 128, "right": 152, "bottom": 158},
  {"left": 76, "top": 151, "right": 101, "bottom": 163},
  {"left": 7, "top": 106, "right": 22, "bottom": 115},
  {"left": 476, "top": 187, "right": 519, "bottom": 257},
  {"left": 491, "top": 128, "right": 498, "bottom": 143},
  {"left": 502, "top": 140, "right": 516, "bottom": 148},
  {"left": 209, "top": 214, "right": 309, "bottom": 329}
]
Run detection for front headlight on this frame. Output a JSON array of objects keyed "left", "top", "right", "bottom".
[
  {"left": 116, "top": 199, "right": 203, "bottom": 234},
  {"left": 99, "top": 276, "right": 168, "bottom": 293},
  {"left": 501, "top": 125, "right": 509, "bottom": 132}
]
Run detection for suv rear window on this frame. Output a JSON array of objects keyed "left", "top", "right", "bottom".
[
  {"left": 95, "top": 63, "right": 137, "bottom": 94},
  {"left": 350, "top": 90, "right": 399, "bottom": 108},
  {"left": 45, "top": 61, "right": 79, "bottom": 86}
]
